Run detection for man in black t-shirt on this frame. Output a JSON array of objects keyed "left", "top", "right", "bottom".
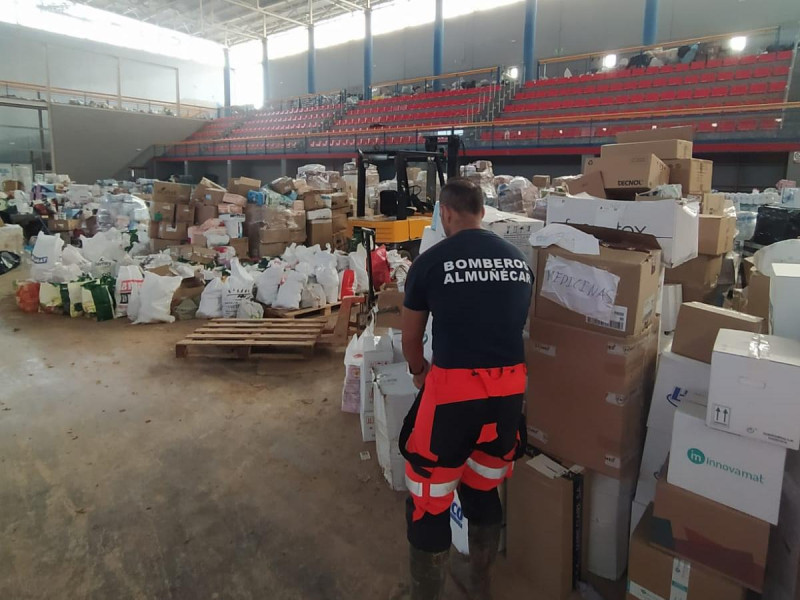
[{"left": 396, "top": 179, "right": 532, "bottom": 600}]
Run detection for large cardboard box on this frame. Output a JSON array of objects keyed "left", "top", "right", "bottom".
[
  {"left": 667, "top": 402, "right": 786, "bottom": 524},
  {"left": 587, "top": 472, "right": 635, "bottom": 579},
  {"left": 229, "top": 237, "right": 248, "bottom": 259},
  {"left": 506, "top": 454, "right": 584, "bottom": 599},
  {"left": 302, "top": 191, "right": 327, "bottom": 211},
  {"left": 585, "top": 154, "right": 669, "bottom": 195},
  {"left": 259, "top": 227, "right": 293, "bottom": 244},
  {"left": 647, "top": 347, "right": 710, "bottom": 435},
  {"left": 326, "top": 192, "right": 350, "bottom": 210},
  {"left": 600, "top": 139, "right": 693, "bottom": 161},
  {"left": 707, "top": 329, "right": 800, "bottom": 449},
  {"left": 545, "top": 195, "right": 699, "bottom": 268},
  {"left": 616, "top": 125, "right": 694, "bottom": 143},
  {"left": 702, "top": 192, "right": 727, "bottom": 215},
  {"left": 630, "top": 504, "right": 748, "bottom": 600},
  {"left": 227, "top": 176, "right": 261, "bottom": 197},
  {"left": 746, "top": 269, "right": 771, "bottom": 320},
  {"left": 527, "top": 318, "right": 657, "bottom": 477},
  {"left": 373, "top": 363, "right": 417, "bottom": 491},
  {"left": 375, "top": 288, "right": 404, "bottom": 329},
  {"left": 671, "top": 301, "right": 764, "bottom": 363},
  {"left": 259, "top": 242, "right": 289, "bottom": 258},
  {"left": 150, "top": 238, "right": 174, "bottom": 252},
  {"left": 532, "top": 175, "right": 551, "bottom": 188},
  {"left": 698, "top": 215, "right": 736, "bottom": 255},
  {"left": 332, "top": 210, "right": 348, "bottom": 233},
  {"left": 157, "top": 222, "right": 188, "bottom": 241},
  {"left": 771, "top": 263, "right": 800, "bottom": 341},
  {"left": 153, "top": 181, "right": 191, "bottom": 204},
  {"left": 168, "top": 245, "right": 216, "bottom": 266},
  {"left": 534, "top": 226, "right": 662, "bottom": 338},
  {"left": 307, "top": 220, "right": 333, "bottom": 247},
  {"left": 360, "top": 335, "right": 394, "bottom": 443},
  {"left": 482, "top": 210, "right": 544, "bottom": 266},
  {"left": 664, "top": 158, "right": 713, "bottom": 195},
  {"left": 149, "top": 200, "right": 176, "bottom": 224},
  {"left": 652, "top": 475, "right": 770, "bottom": 591},
  {"left": 664, "top": 255, "right": 723, "bottom": 291},
  {"left": 560, "top": 171, "right": 606, "bottom": 198},
  {"left": 193, "top": 202, "right": 219, "bottom": 224},
  {"left": 174, "top": 204, "right": 195, "bottom": 224}
]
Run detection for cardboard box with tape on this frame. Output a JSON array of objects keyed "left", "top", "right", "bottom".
[
  {"left": 600, "top": 139, "right": 693, "bottom": 161},
  {"left": 585, "top": 154, "right": 669, "bottom": 197},
  {"left": 671, "top": 301, "right": 764, "bottom": 363},
  {"left": 153, "top": 181, "right": 191, "bottom": 204},
  {"left": 698, "top": 214, "right": 736, "bottom": 255},
  {"left": 665, "top": 158, "right": 713, "bottom": 195}
]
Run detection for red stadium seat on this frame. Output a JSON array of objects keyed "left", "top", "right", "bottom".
[
  {"left": 739, "top": 55, "right": 758, "bottom": 66},
  {"left": 699, "top": 72, "right": 716, "bottom": 84},
  {"left": 717, "top": 71, "right": 734, "bottom": 81},
  {"left": 748, "top": 82, "right": 768, "bottom": 95},
  {"left": 734, "top": 69, "right": 753, "bottom": 80},
  {"left": 711, "top": 85, "right": 729, "bottom": 97},
  {"left": 693, "top": 88, "right": 711, "bottom": 99},
  {"left": 777, "top": 50, "right": 793, "bottom": 61},
  {"left": 737, "top": 119, "right": 757, "bottom": 131},
  {"left": 728, "top": 84, "right": 748, "bottom": 96},
  {"left": 769, "top": 80, "right": 787, "bottom": 94},
  {"left": 756, "top": 53, "right": 777, "bottom": 63},
  {"left": 723, "top": 57, "right": 740, "bottom": 67},
  {"left": 753, "top": 67, "right": 772, "bottom": 78},
  {"left": 706, "top": 59, "right": 723, "bottom": 69},
  {"left": 683, "top": 74, "right": 700, "bottom": 85},
  {"left": 774, "top": 65, "right": 790, "bottom": 77},
  {"left": 667, "top": 76, "right": 683, "bottom": 86}
]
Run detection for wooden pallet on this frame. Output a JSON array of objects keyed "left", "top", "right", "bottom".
[
  {"left": 263, "top": 301, "right": 341, "bottom": 320},
  {"left": 176, "top": 318, "right": 328, "bottom": 360}
]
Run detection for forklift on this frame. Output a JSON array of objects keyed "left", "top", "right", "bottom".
[{"left": 348, "top": 134, "right": 462, "bottom": 258}]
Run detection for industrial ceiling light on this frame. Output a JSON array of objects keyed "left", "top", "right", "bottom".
[
  {"left": 775, "top": 118, "right": 783, "bottom": 123},
  {"left": 651, "top": 125, "right": 658, "bottom": 129},
  {"left": 729, "top": 36, "right": 747, "bottom": 52},
  {"left": 602, "top": 54, "right": 617, "bottom": 69},
  {"left": 711, "top": 122, "right": 719, "bottom": 127},
  {"left": 507, "top": 66, "right": 520, "bottom": 80}
]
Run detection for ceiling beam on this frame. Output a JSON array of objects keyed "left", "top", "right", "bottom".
[
  {"left": 220, "top": 0, "right": 307, "bottom": 26},
  {"left": 327, "top": 0, "right": 363, "bottom": 11}
]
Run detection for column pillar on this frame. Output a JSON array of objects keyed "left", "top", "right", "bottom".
[
  {"left": 643, "top": 0, "right": 659, "bottom": 46},
  {"left": 364, "top": 6, "right": 373, "bottom": 100},
  {"left": 523, "top": 0, "right": 538, "bottom": 83},
  {"left": 433, "top": 0, "right": 444, "bottom": 92},
  {"left": 262, "top": 37, "right": 270, "bottom": 108},
  {"left": 223, "top": 46, "right": 232, "bottom": 116},
  {"left": 307, "top": 26, "right": 316, "bottom": 94}
]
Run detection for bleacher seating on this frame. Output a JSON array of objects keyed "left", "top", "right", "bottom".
[{"left": 186, "top": 104, "right": 339, "bottom": 141}]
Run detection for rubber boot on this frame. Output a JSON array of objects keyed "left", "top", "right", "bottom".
[
  {"left": 409, "top": 546, "right": 449, "bottom": 600},
  {"left": 450, "top": 522, "right": 501, "bottom": 600}
]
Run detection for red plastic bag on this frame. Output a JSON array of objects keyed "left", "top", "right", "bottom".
[
  {"left": 15, "top": 281, "right": 40, "bottom": 313},
  {"left": 371, "top": 245, "right": 391, "bottom": 291},
  {"left": 340, "top": 269, "right": 355, "bottom": 298}
]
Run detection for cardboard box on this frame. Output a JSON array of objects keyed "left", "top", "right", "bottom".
[
  {"left": 289, "top": 229, "right": 307, "bottom": 244},
  {"left": 763, "top": 467, "right": 800, "bottom": 600},
  {"left": 771, "top": 263, "right": 800, "bottom": 341},
  {"left": 698, "top": 215, "right": 736, "bottom": 255},
  {"left": 2, "top": 180, "right": 22, "bottom": 193},
  {"left": 665, "top": 255, "right": 723, "bottom": 292},
  {"left": 157, "top": 222, "right": 188, "bottom": 241},
  {"left": 702, "top": 193, "right": 727, "bottom": 215},
  {"left": 269, "top": 176, "right": 294, "bottom": 195},
  {"left": 229, "top": 237, "right": 248, "bottom": 259},
  {"left": 665, "top": 158, "right": 713, "bottom": 195},
  {"left": 527, "top": 318, "right": 657, "bottom": 477},
  {"left": 534, "top": 226, "right": 662, "bottom": 338},
  {"left": 506, "top": 454, "right": 584, "bottom": 599},
  {"left": 375, "top": 288, "right": 404, "bottom": 329},
  {"left": 585, "top": 154, "right": 669, "bottom": 195},
  {"left": 168, "top": 245, "right": 216, "bottom": 265},
  {"left": 332, "top": 231, "right": 349, "bottom": 253},
  {"left": 631, "top": 504, "right": 748, "bottom": 600},
  {"left": 616, "top": 125, "right": 694, "bottom": 143},
  {"left": 600, "top": 139, "right": 693, "bottom": 161},
  {"left": 545, "top": 195, "right": 699, "bottom": 268},
  {"left": 149, "top": 201, "right": 176, "bottom": 224},
  {"left": 373, "top": 363, "right": 417, "bottom": 491},
  {"left": 671, "top": 301, "right": 764, "bottom": 363},
  {"left": 307, "top": 220, "right": 333, "bottom": 247},
  {"left": 587, "top": 472, "right": 635, "bottom": 579},
  {"left": 150, "top": 238, "right": 174, "bottom": 252},
  {"left": 647, "top": 347, "right": 710, "bottom": 435},
  {"left": 483, "top": 211, "right": 544, "bottom": 266},
  {"left": 332, "top": 211, "right": 348, "bottom": 233},
  {"left": 193, "top": 202, "right": 219, "bottom": 225},
  {"left": 259, "top": 227, "right": 293, "bottom": 244},
  {"left": 227, "top": 177, "right": 261, "bottom": 197},
  {"left": 302, "top": 191, "right": 327, "bottom": 211},
  {"left": 560, "top": 171, "right": 606, "bottom": 198},
  {"left": 746, "top": 269, "right": 770, "bottom": 321},
  {"left": 191, "top": 177, "right": 225, "bottom": 202},
  {"left": 360, "top": 335, "right": 394, "bottom": 443},
  {"left": 708, "top": 329, "right": 800, "bottom": 449},
  {"left": 634, "top": 427, "right": 671, "bottom": 505},
  {"left": 259, "top": 242, "right": 289, "bottom": 258},
  {"left": 174, "top": 204, "right": 195, "bottom": 224},
  {"left": 327, "top": 192, "right": 350, "bottom": 210},
  {"left": 532, "top": 175, "right": 551, "bottom": 188},
  {"left": 667, "top": 402, "right": 786, "bottom": 524},
  {"left": 49, "top": 218, "right": 81, "bottom": 232},
  {"left": 652, "top": 475, "right": 770, "bottom": 592},
  {"left": 153, "top": 181, "right": 191, "bottom": 204}
]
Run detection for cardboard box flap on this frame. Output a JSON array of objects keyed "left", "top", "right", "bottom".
[{"left": 570, "top": 224, "right": 663, "bottom": 254}]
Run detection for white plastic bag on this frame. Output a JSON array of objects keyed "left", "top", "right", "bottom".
[
  {"left": 197, "top": 277, "right": 225, "bottom": 319},
  {"left": 273, "top": 270, "right": 307, "bottom": 310},
  {"left": 61, "top": 245, "right": 90, "bottom": 268},
  {"left": 30, "top": 234, "right": 64, "bottom": 282},
  {"left": 301, "top": 282, "right": 326, "bottom": 309},
  {"left": 115, "top": 265, "right": 144, "bottom": 318},
  {"left": 132, "top": 272, "right": 182, "bottom": 324},
  {"left": 312, "top": 252, "right": 339, "bottom": 304},
  {"left": 349, "top": 249, "right": 369, "bottom": 294},
  {"left": 341, "top": 334, "right": 364, "bottom": 414},
  {"left": 80, "top": 228, "right": 125, "bottom": 263},
  {"left": 236, "top": 298, "right": 264, "bottom": 319},
  {"left": 255, "top": 264, "right": 285, "bottom": 305},
  {"left": 222, "top": 258, "right": 255, "bottom": 318}
]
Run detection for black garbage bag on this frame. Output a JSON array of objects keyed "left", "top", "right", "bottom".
[{"left": 0, "top": 251, "right": 21, "bottom": 275}]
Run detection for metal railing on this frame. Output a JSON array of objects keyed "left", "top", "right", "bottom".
[{"left": 0, "top": 80, "right": 216, "bottom": 119}]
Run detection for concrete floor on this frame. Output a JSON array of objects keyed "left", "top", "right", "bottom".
[{"left": 0, "top": 271, "right": 623, "bottom": 600}]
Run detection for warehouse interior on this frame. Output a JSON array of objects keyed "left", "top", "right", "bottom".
[{"left": 2, "top": 0, "right": 800, "bottom": 599}]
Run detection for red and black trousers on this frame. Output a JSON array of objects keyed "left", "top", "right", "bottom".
[{"left": 399, "top": 363, "right": 527, "bottom": 553}]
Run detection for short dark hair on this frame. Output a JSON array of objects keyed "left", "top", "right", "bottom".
[{"left": 439, "top": 178, "right": 484, "bottom": 215}]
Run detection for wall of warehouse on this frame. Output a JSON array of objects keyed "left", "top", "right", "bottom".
[
  {"left": 0, "top": 22, "right": 223, "bottom": 108},
  {"left": 269, "top": 0, "right": 800, "bottom": 98},
  {"left": 50, "top": 104, "right": 205, "bottom": 182}
]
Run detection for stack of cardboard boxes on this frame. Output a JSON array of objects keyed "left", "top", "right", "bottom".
[
  {"left": 250, "top": 204, "right": 307, "bottom": 258},
  {"left": 149, "top": 181, "right": 193, "bottom": 252},
  {"left": 302, "top": 190, "right": 351, "bottom": 249},
  {"left": 626, "top": 298, "right": 800, "bottom": 598},
  {"left": 514, "top": 224, "right": 663, "bottom": 590}
]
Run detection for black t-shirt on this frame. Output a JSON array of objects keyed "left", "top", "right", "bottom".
[{"left": 403, "top": 228, "right": 533, "bottom": 369}]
